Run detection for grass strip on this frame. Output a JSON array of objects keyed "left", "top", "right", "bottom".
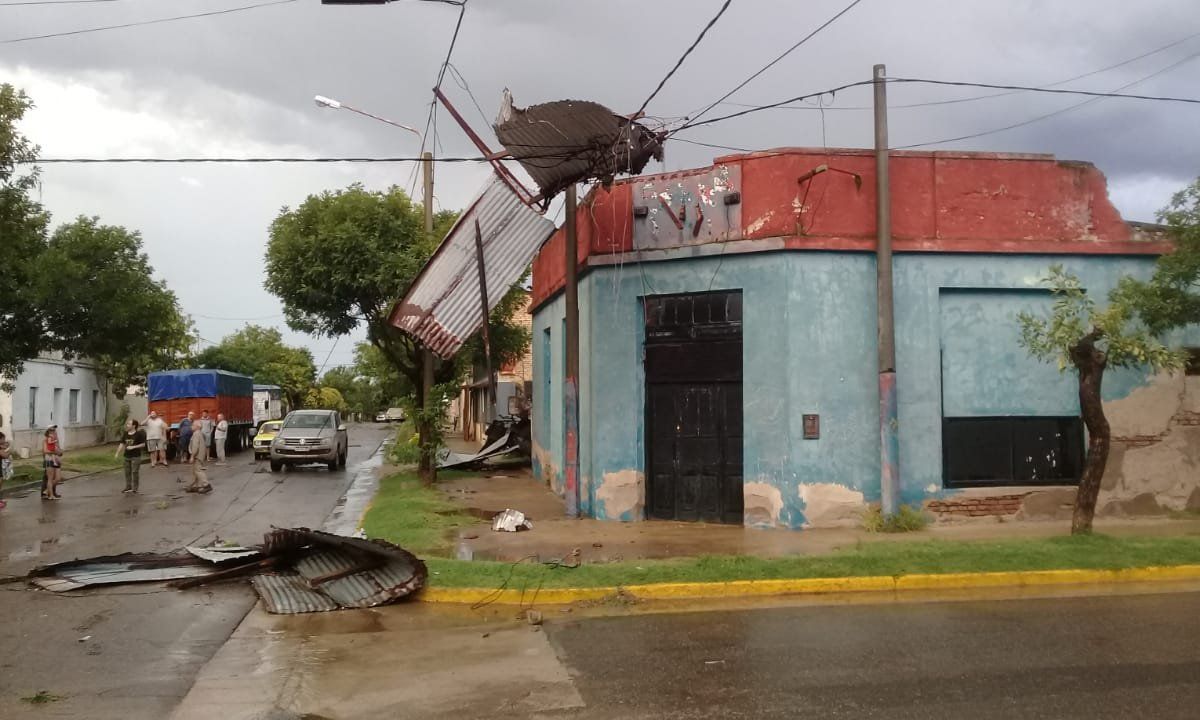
[
  {"left": 362, "top": 471, "right": 1200, "bottom": 591},
  {"left": 424, "top": 534, "right": 1200, "bottom": 589}
]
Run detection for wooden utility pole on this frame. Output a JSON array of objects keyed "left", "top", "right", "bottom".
[
  {"left": 473, "top": 218, "right": 495, "bottom": 422},
  {"left": 418, "top": 150, "right": 437, "bottom": 485},
  {"left": 874, "top": 63, "right": 899, "bottom": 516},
  {"left": 564, "top": 184, "right": 580, "bottom": 518}
]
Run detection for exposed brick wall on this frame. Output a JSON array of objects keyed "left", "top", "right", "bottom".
[{"left": 927, "top": 494, "right": 1030, "bottom": 518}]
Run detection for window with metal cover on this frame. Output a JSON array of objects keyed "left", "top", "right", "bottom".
[
  {"left": 644, "top": 291, "right": 742, "bottom": 340},
  {"left": 943, "top": 416, "right": 1084, "bottom": 488},
  {"left": 69, "top": 389, "right": 80, "bottom": 424}
]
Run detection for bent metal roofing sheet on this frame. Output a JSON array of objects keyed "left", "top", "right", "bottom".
[{"left": 390, "top": 175, "right": 554, "bottom": 358}]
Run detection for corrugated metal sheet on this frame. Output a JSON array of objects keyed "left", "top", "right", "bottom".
[
  {"left": 494, "top": 92, "right": 664, "bottom": 199},
  {"left": 252, "top": 573, "right": 340, "bottom": 614},
  {"left": 30, "top": 553, "right": 215, "bottom": 592},
  {"left": 390, "top": 175, "right": 555, "bottom": 358},
  {"left": 185, "top": 546, "right": 260, "bottom": 564},
  {"left": 294, "top": 549, "right": 424, "bottom": 609}
]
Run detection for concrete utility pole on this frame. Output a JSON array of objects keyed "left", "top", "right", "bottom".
[
  {"left": 419, "top": 150, "right": 437, "bottom": 485},
  {"left": 564, "top": 184, "right": 581, "bottom": 518},
  {"left": 874, "top": 63, "right": 900, "bottom": 516}
]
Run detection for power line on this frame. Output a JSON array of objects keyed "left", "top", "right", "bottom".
[
  {"left": 892, "top": 53, "right": 1200, "bottom": 149},
  {"left": 633, "top": 0, "right": 733, "bottom": 117},
  {"left": 676, "top": 79, "right": 877, "bottom": 131},
  {"left": 718, "top": 29, "right": 1200, "bottom": 112},
  {"left": 1, "top": 0, "right": 296, "bottom": 44},
  {"left": 685, "top": 0, "right": 866, "bottom": 126},
  {"left": 887, "top": 76, "right": 1200, "bottom": 105},
  {"left": 671, "top": 136, "right": 752, "bottom": 153},
  {"left": 26, "top": 150, "right": 586, "bottom": 164}
]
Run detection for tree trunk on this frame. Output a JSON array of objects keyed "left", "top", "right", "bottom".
[{"left": 1069, "top": 331, "right": 1110, "bottom": 535}]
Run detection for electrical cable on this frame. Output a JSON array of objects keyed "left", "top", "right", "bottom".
[
  {"left": 886, "top": 76, "right": 1200, "bottom": 106},
  {"left": 1, "top": 0, "right": 297, "bottom": 44},
  {"left": 717, "top": 29, "right": 1200, "bottom": 112},
  {"left": 676, "top": 79, "right": 876, "bottom": 132},
  {"left": 685, "top": 0, "right": 866, "bottom": 126},
  {"left": 633, "top": 0, "right": 733, "bottom": 118},
  {"left": 26, "top": 148, "right": 594, "bottom": 164},
  {"left": 891, "top": 55, "right": 1200, "bottom": 149}
]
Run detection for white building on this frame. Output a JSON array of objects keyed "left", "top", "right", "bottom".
[{"left": 1, "top": 354, "right": 109, "bottom": 457}]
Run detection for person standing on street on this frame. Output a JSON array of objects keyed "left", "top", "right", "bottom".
[
  {"left": 178, "top": 411, "right": 194, "bottom": 464},
  {"left": 214, "top": 413, "right": 229, "bottom": 465},
  {"left": 144, "top": 411, "right": 168, "bottom": 467},
  {"left": 41, "top": 426, "right": 63, "bottom": 500},
  {"left": 186, "top": 427, "right": 212, "bottom": 494},
  {"left": 118, "top": 419, "right": 147, "bottom": 494},
  {"left": 199, "top": 410, "right": 215, "bottom": 463},
  {"left": 0, "top": 432, "right": 12, "bottom": 510}
]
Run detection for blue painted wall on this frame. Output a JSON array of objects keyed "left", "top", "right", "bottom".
[{"left": 533, "top": 250, "right": 1190, "bottom": 528}]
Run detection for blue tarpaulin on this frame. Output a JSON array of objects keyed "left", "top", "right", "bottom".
[{"left": 148, "top": 370, "right": 254, "bottom": 401}]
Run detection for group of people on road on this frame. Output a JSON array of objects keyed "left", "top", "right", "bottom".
[
  {"left": 115, "top": 410, "right": 227, "bottom": 495},
  {"left": 0, "top": 410, "right": 231, "bottom": 506}
]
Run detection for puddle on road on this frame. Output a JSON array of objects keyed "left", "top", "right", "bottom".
[
  {"left": 321, "top": 443, "right": 387, "bottom": 537},
  {"left": 7, "top": 533, "right": 77, "bottom": 562}
]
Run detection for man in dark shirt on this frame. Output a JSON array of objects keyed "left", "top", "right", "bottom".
[
  {"left": 178, "top": 412, "right": 194, "bottom": 463},
  {"left": 120, "top": 419, "right": 148, "bottom": 494}
]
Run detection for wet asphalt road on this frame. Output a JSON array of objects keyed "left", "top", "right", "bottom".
[
  {"left": 544, "top": 591, "right": 1200, "bottom": 719},
  {"left": 0, "top": 423, "right": 391, "bottom": 720}
]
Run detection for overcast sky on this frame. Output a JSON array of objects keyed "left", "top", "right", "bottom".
[{"left": 3, "top": 0, "right": 1198, "bottom": 370}]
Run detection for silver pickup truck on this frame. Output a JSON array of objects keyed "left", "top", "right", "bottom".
[{"left": 269, "top": 409, "right": 348, "bottom": 472}]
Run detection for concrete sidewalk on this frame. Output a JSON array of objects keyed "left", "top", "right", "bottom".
[{"left": 441, "top": 468, "right": 1200, "bottom": 563}]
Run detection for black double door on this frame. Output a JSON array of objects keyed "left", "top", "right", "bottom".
[{"left": 644, "top": 291, "right": 744, "bottom": 524}]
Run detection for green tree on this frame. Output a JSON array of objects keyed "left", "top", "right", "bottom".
[
  {"left": 303, "top": 386, "right": 348, "bottom": 414},
  {"left": 36, "top": 217, "right": 193, "bottom": 394},
  {"left": 321, "top": 365, "right": 382, "bottom": 417},
  {"left": 195, "top": 325, "right": 316, "bottom": 409},
  {"left": 1018, "top": 265, "right": 1185, "bottom": 535},
  {"left": 0, "top": 84, "right": 50, "bottom": 388},
  {"left": 351, "top": 341, "right": 411, "bottom": 407},
  {"left": 1115, "top": 177, "right": 1200, "bottom": 333},
  {"left": 264, "top": 184, "right": 529, "bottom": 479}
]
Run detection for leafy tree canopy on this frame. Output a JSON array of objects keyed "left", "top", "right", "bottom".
[
  {"left": 195, "top": 325, "right": 316, "bottom": 409},
  {"left": 1, "top": 85, "right": 192, "bottom": 393},
  {"left": 1114, "top": 177, "right": 1200, "bottom": 334},
  {"left": 304, "top": 386, "right": 348, "bottom": 414}
]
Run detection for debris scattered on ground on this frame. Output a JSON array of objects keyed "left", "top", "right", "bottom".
[
  {"left": 25, "top": 527, "right": 428, "bottom": 615},
  {"left": 492, "top": 508, "right": 533, "bottom": 532},
  {"left": 524, "top": 609, "right": 544, "bottom": 626}
]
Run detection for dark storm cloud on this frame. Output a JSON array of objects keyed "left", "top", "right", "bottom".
[{"left": 1, "top": 0, "right": 1196, "bottom": 348}]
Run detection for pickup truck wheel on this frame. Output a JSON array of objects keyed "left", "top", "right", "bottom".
[
  {"left": 327, "top": 458, "right": 338, "bottom": 472},
  {"left": 337, "top": 448, "right": 347, "bottom": 469},
  {"left": 269, "top": 460, "right": 282, "bottom": 472}
]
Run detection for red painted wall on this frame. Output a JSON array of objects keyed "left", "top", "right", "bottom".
[{"left": 531, "top": 147, "right": 1168, "bottom": 309}]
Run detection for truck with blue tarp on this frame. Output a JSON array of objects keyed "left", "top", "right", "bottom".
[{"left": 147, "top": 369, "right": 255, "bottom": 456}]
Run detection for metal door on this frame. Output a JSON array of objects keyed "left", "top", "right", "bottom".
[{"left": 644, "top": 291, "right": 743, "bottom": 524}]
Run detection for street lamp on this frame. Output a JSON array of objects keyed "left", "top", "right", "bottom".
[
  {"left": 312, "top": 94, "right": 422, "bottom": 139},
  {"left": 311, "top": 90, "right": 437, "bottom": 482}
]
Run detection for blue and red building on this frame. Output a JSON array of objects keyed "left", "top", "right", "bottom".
[{"left": 530, "top": 147, "right": 1200, "bottom": 529}]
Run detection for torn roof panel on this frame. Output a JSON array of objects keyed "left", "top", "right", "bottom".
[
  {"left": 252, "top": 573, "right": 341, "bottom": 614},
  {"left": 494, "top": 92, "right": 664, "bottom": 199},
  {"left": 389, "top": 175, "right": 555, "bottom": 359}
]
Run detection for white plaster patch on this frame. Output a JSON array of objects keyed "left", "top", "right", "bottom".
[
  {"left": 744, "top": 481, "right": 784, "bottom": 528},
  {"left": 1105, "top": 372, "right": 1184, "bottom": 438},
  {"left": 596, "top": 469, "right": 644, "bottom": 520},
  {"left": 798, "top": 483, "right": 866, "bottom": 528},
  {"left": 746, "top": 210, "right": 774, "bottom": 235},
  {"left": 925, "top": 483, "right": 939, "bottom": 494}
]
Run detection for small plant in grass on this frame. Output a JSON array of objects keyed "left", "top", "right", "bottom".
[
  {"left": 388, "top": 421, "right": 422, "bottom": 466},
  {"left": 22, "top": 690, "right": 65, "bottom": 705},
  {"left": 862, "top": 504, "right": 929, "bottom": 533}
]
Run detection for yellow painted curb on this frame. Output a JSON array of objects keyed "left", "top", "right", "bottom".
[{"left": 417, "top": 564, "right": 1200, "bottom": 605}]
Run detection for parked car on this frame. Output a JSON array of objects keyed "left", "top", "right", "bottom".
[
  {"left": 269, "top": 410, "right": 349, "bottom": 473},
  {"left": 374, "top": 411, "right": 389, "bottom": 423},
  {"left": 252, "top": 419, "right": 283, "bottom": 460},
  {"left": 385, "top": 407, "right": 406, "bottom": 422}
]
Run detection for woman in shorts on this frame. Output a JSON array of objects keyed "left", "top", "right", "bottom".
[{"left": 42, "top": 426, "right": 64, "bottom": 500}]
